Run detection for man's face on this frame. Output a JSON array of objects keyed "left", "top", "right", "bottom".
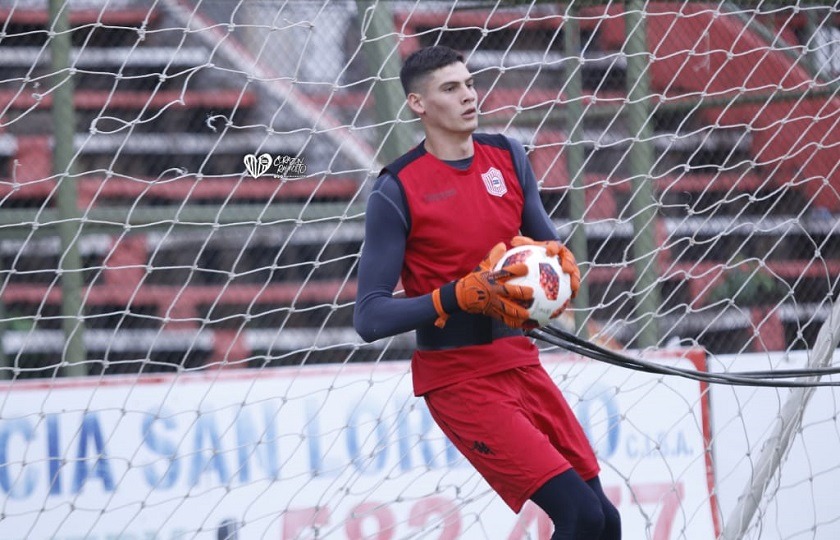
[{"left": 408, "top": 62, "right": 478, "bottom": 135}]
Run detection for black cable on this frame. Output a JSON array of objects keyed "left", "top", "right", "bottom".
[
  {"left": 535, "top": 325, "right": 840, "bottom": 387},
  {"left": 529, "top": 325, "right": 840, "bottom": 388}
]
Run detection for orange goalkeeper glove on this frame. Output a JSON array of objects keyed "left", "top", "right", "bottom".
[
  {"left": 431, "top": 242, "right": 534, "bottom": 329},
  {"left": 511, "top": 235, "right": 581, "bottom": 300}
]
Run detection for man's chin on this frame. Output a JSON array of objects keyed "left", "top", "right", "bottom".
[{"left": 457, "top": 120, "right": 479, "bottom": 134}]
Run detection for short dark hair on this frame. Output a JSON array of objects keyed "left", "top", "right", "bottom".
[{"left": 399, "top": 45, "right": 465, "bottom": 95}]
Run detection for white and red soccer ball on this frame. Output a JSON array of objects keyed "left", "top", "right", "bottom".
[{"left": 494, "top": 245, "right": 572, "bottom": 327}]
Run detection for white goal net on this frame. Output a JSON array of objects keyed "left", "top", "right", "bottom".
[{"left": 0, "top": 0, "right": 838, "bottom": 538}]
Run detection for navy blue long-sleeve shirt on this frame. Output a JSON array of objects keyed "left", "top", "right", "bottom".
[{"left": 354, "top": 135, "right": 558, "bottom": 343}]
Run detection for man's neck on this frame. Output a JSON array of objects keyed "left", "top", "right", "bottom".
[{"left": 423, "top": 131, "right": 474, "bottom": 161}]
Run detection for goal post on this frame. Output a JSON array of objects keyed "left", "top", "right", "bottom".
[
  {"left": 0, "top": 1, "right": 839, "bottom": 538},
  {"left": 720, "top": 295, "right": 840, "bottom": 540}
]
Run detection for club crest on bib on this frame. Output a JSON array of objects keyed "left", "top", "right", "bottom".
[{"left": 481, "top": 166, "right": 507, "bottom": 197}]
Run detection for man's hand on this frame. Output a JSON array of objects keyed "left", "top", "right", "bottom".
[
  {"left": 511, "top": 235, "right": 581, "bottom": 299},
  {"left": 432, "top": 242, "right": 533, "bottom": 329}
]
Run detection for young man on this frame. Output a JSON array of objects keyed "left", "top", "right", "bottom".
[{"left": 354, "top": 46, "right": 621, "bottom": 540}]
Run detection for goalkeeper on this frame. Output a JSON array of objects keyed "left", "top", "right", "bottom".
[{"left": 354, "top": 45, "right": 620, "bottom": 540}]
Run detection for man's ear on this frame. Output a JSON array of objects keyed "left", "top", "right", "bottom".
[{"left": 407, "top": 92, "right": 425, "bottom": 116}]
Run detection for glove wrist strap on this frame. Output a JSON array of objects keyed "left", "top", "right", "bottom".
[{"left": 432, "top": 288, "right": 450, "bottom": 328}]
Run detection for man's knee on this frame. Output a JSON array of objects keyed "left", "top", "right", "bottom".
[
  {"left": 600, "top": 499, "right": 621, "bottom": 539},
  {"left": 576, "top": 501, "right": 606, "bottom": 537}
]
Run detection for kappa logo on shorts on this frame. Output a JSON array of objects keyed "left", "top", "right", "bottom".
[
  {"left": 471, "top": 441, "right": 494, "bottom": 455},
  {"left": 481, "top": 167, "right": 507, "bottom": 197}
]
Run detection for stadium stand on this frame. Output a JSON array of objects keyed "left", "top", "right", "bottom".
[{"left": 0, "top": 3, "right": 837, "bottom": 377}]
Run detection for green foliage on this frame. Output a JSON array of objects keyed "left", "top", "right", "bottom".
[{"left": 708, "top": 256, "right": 785, "bottom": 307}]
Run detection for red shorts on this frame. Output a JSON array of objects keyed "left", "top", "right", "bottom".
[{"left": 424, "top": 364, "right": 600, "bottom": 512}]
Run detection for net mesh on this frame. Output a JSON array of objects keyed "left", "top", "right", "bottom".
[{"left": 0, "top": 0, "right": 838, "bottom": 538}]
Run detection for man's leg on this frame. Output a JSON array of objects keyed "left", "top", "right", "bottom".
[
  {"left": 530, "top": 469, "right": 605, "bottom": 540},
  {"left": 586, "top": 476, "right": 621, "bottom": 539},
  {"left": 424, "top": 373, "right": 579, "bottom": 512}
]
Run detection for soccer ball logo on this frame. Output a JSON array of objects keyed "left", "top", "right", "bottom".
[{"left": 494, "top": 245, "right": 572, "bottom": 327}]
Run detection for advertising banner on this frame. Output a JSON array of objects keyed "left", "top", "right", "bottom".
[{"left": 0, "top": 351, "right": 716, "bottom": 539}]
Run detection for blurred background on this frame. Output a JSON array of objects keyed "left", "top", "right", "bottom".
[{"left": 0, "top": 0, "right": 838, "bottom": 379}]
